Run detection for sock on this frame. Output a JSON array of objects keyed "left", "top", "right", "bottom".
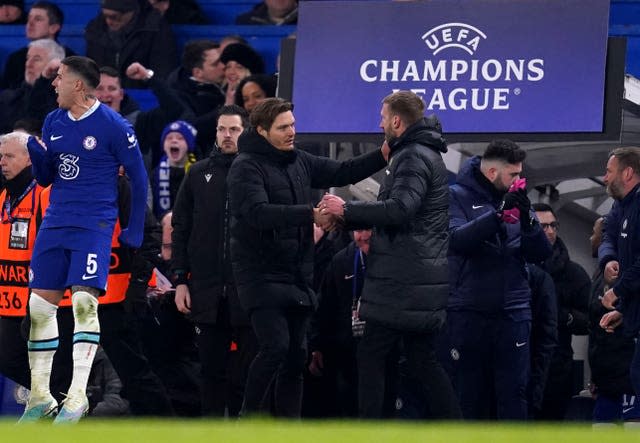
[
  {"left": 68, "top": 291, "right": 100, "bottom": 398},
  {"left": 27, "top": 292, "right": 59, "bottom": 400}
]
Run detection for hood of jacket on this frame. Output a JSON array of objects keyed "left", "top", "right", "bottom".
[{"left": 388, "top": 117, "right": 447, "bottom": 156}]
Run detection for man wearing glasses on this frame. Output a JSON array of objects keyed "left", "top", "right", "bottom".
[{"left": 532, "top": 203, "right": 591, "bottom": 420}]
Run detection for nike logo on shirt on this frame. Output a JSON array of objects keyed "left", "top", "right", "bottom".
[
  {"left": 82, "top": 274, "right": 98, "bottom": 280},
  {"left": 50, "top": 135, "right": 63, "bottom": 141},
  {"left": 472, "top": 205, "right": 484, "bottom": 209}
]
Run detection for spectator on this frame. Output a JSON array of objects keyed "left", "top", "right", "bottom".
[
  {"left": 446, "top": 140, "right": 552, "bottom": 420},
  {"left": 165, "top": 40, "right": 225, "bottom": 154},
  {"left": 2, "top": 1, "right": 74, "bottom": 89},
  {"left": 220, "top": 43, "right": 266, "bottom": 105},
  {"left": 234, "top": 74, "right": 277, "bottom": 113},
  {"left": 85, "top": 0, "right": 177, "bottom": 88},
  {"left": 320, "top": 91, "right": 461, "bottom": 420},
  {"left": 533, "top": 203, "right": 591, "bottom": 420},
  {"left": 0, "top": 0, "right": 25, "bottom": 24},
  {"left": 236, "top": 0, "right": 298, "bottom": 25},
  {"left": 101, "top": 64, "right": 192, "bottom": 169},
  {"left": 147, "top": 0, "right": 208, "bottom": 24},
  {"left": 172, "top": 105, "right": 256, "bottom": 417},
  {"left": 151, "top": 120, "right": 197, "bottom": 219},
  {"left": 588, "top": 216, "right": 639, "bottom": 425},
  {"left": 227, "top": 98, "right": 389, "bottom": 417},
  {"left": 0, "top": 38, "right": 63, "bottom": 133}
]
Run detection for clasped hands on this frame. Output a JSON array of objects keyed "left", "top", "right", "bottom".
[{"left": 314, "top": 193, "right": 346, "bottom": 232}]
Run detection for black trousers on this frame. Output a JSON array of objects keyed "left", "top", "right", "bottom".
[
  {"left": 242, "top": 305, "right": 311, "bottom": 418},
  {"left": 0, "top": 303, "right": 174, "bottom": 416},
  {"left": 357, "top": 320, "right": 461, "bottom": 419}
]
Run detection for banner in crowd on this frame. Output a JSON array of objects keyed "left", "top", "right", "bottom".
[{"left": 291, "top": 0, "right": 610, "bottom": 134}]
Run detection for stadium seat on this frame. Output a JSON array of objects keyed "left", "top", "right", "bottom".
[{"left": 126, "top": 88, "right": 159, "bottom": 112}]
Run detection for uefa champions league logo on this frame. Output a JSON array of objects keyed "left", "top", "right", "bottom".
[{"left": 421, "top": 23, "right": 487, "bottom": 55}]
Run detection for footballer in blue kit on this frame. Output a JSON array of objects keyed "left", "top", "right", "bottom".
[{"left": 20, "top": 56, "right": 148, "bottom": 424}]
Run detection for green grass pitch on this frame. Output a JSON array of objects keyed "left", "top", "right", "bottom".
[{"left": 0, "top": 419, "right": 633, "bottom": 442}]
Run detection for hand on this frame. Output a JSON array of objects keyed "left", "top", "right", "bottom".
[
  {"left": 42, "top": 58, "right": 61, "bottom": 79},
  {"left": 27, "top": 135, "right": 47, "bottom": 152},
  {"left": 126, "top": 62, "right": 150, "bottom": 80},
  {"left": 313, "top": 207, "right": 341, "bottom": 232},
  {"left": 600, "top": 310, "right": 623, "bottom": 333},
  {"left": 513, "top": 189, "right": 531, "bottom": 214},
  {"left": 601, "top": 287, "right": 618, "bottom": 310},
  {"left": 381, "top": 140, "right": 390, "bottom": 162},
  {"left": 500, "top": 192, "right": 520, "bottom": 211},
  {"left": 175, "top": 284, "right": 191, "bottom": 314},
  {"left": 308, "top": 351, "right": 324, "bottom": 377},
  {"left": 225, "top": 83, "right": 237, "bottom": 106},
  {"left": 604, "top": 260, "right": 619, "bottom": 285},
  {"left": 318, "top": 193, "right": 346, "bottom": 217}
]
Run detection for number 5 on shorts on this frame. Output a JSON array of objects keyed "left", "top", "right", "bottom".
[{"left": 86, "top": 253, "right": 98, "bottom": 275}]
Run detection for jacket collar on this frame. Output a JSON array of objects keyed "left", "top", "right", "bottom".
[{"left": 238, "top": 128, "right": 297, "bottom": 164}]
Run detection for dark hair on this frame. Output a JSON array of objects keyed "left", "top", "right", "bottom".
[
  {"left": 31, "top": 1, "right": 63, "bottom": 38},
  {"left": 61, "top": 56, "right": 100, "bottom": 90},
  {"left": 218, "top": 104, "right": 249, "bottom": 128},
  {"left": 250, "top": 98, "right": 293, "bottom": 131},
  {"left": 483, "top": 139, "right": 526, "bottom": 164},
  {"left": 220, "top": 34, "right": 248, "bottom": 47},
  {"left": 609, "top": 147, "right": 640, "bottom": 176},
  {"left": 531, "top": 202, "right": 556, "bottom": 218},
  {"left": 234, "top": 74, "right": 277, "bottom": 109},
  {"left": 382, "top": 90, "right": 425, "bottom": 127},
  {"left": 13, "top": 118, "right": 42, "bottom": 137},
  {"left": 99, "top": 65, "right": 120, "bottom": 78},
  {"left": 181, "top": 39, "right": 219, "bottom": 72}
]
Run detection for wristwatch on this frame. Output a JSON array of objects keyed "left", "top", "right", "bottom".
[{"left": 145, "top": 69, "right": 154, "bottom": 80}]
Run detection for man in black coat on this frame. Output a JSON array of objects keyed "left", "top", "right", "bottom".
[
  {"left": 533, "top": 203, "right": 591, "bottom": 420},
  {"left": 228, "top": 98, "right": 389, "bottom": 418},
  {"left": 171, "top": 105, "right": 255, "bottom": 417},
  {"left": 320, "top": 91, "right": 461, "bottom": 419}
]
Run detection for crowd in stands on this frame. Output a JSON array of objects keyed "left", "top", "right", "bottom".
[{"left": 0, "top": 0, "right": 636, "bottom": 426}]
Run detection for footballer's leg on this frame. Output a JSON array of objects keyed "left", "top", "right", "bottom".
[
  {"left": 55, "top": 234, "right": 109, "bottom": 424},
  {"left": 21, "top": 231, "right": 67, "bottom": 422}
]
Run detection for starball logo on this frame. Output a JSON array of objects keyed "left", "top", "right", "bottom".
[{"left": 359, "top": 22, "right": 545, "bottom": 111}]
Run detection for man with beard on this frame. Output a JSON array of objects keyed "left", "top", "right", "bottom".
[
  {"left": 171, "top": 105, "right": 256, "bottom": 417},
  {"left": 444, "top": 140, "right": 551, "bottom": 420},
  {"left": 319, "top": 91, "right": 460, "bottom": 419},
  {"left": 599, "top": 147, "right": 640, "bottom": 409},
  {"left": 532, "top": 203, "right": 590, "bottom": 420}
]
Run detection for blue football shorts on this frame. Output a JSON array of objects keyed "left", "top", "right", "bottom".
[{"left": 29, "top": 227, "right": 112, "bottom": 292}]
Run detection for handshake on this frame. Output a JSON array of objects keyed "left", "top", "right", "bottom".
[{"left": 314, "top": 193, "right": 346, "bottom": 232}]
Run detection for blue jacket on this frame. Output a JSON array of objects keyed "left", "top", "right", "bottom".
[
  {"left": 599, "top": 184, "right": 640, "bottom": 336},
  {"left": 448, "top": 156, "right": 552, "bottom": 315}
]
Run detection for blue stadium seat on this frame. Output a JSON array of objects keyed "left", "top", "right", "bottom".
[
  {"left": 199, "top": 1, "right": 260, "bottom": 25},
  {"left": 126, "top": 88, "right": 159, "bottom": 112}
]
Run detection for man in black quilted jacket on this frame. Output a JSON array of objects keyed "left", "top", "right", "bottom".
[{"left": 320, "top": 90, "right": 461, "bottom": 419}]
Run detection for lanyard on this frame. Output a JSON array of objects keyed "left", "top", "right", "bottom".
[
  {"left": 1, "top": 180, "right": 37, "bottom": 224},
  {"left": 352, "top": 247, "right": 366, "bottom": 309}
]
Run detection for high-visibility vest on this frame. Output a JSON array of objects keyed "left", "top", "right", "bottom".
[
  {"left": 39, "top": 187, "right": 132, "bottom": 308},
  {"left": 0, "top": 182, "right": 45, "bottom": 317}
]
